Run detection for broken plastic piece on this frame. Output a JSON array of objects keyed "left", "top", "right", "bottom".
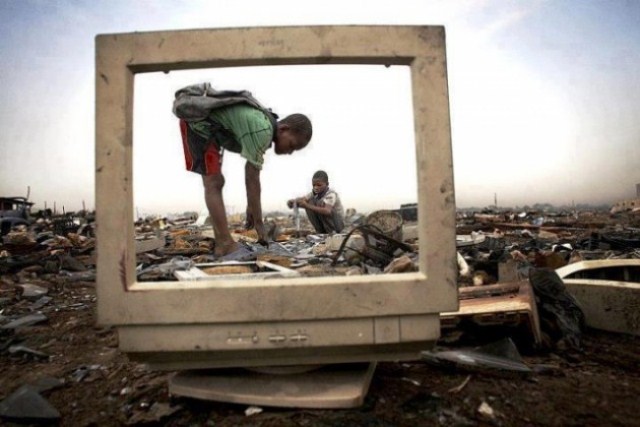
[
  {"left": 0, "top": 385, "right": 60, "bottom": 422},
  {"left": 421, "top": 338, "right": 532, "bottom": 375},
  {"left": 529, "top": 268, "right": 585, "bottom": 349},
  {"left": 17, "top": 283, "right": 48, "bottom": 300},
  {"left": 1, "top": 313, "right": 48, "bottom": 329},
  {"left": 8, "top": 345, "right": 50, "bottom": 359},
  {"left": 457, "top": 252, "right": 470, "bottom": 277}
]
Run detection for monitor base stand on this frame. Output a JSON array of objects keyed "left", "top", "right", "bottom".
[{"left": 168, "top": 362, "right": 377, "bottom": 409}]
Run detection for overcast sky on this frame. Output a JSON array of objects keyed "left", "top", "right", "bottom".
[{"left": 1, "top": 0, "right": 639, "bottom": 216}]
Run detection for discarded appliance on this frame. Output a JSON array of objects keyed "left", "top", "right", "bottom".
[
  {"left": 95, "top": 25, "right": 457, "bottom": 410},
  {"left": 440, "top": 281, "right": 542, "bottom": 348},
  {"left": 174, "top": 260, "right": 300, "bottom": 281},
  {"left": 556, "top": 259, "right": 640, "bottom": 336},
  {"left": 456, "top": 233, "right": 486, "bottom": 248}
]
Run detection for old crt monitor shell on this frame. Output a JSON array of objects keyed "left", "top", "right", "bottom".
[{"left": 95, "top": 25, "right": 458, "bottom": 370}]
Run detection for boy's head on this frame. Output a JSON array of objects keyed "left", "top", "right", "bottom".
[
  {"left": 274, "top": 114, "right": 312, "bottom": 155},
  {"left": 312, "top": 170, "right": 329, "bottom": 194}
]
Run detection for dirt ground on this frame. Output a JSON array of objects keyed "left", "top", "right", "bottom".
[
  {"left": 2, "top": 209, "right": 640, "bottom": 426},
  {"left": 1, "top": 280, "right": 639, "bottom": 426}
]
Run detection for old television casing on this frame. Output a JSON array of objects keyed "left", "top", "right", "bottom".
[{"left": 95, "top": 25, "right": 458, "bottom": 370}]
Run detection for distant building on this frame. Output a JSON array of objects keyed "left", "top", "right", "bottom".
[{"left": 611, "top": 183, "right": 640, "bottom": 213}]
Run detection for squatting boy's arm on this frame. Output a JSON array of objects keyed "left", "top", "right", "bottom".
[
  {"left": 245, "top": 161, "right": 266, "bottom": 240},
  {"left": 300, "top": 201, "right": 333, "bottom": 216}
]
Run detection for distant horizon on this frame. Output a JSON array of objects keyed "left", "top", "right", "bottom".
[
  {"left": 20, "top": 195, "right": 630, "bottom": 218},
  {"left": 7, "top": 179, "right": 640, "bottom": 217},
  {"left": 8, "top": 184, "right": 637, "bottom": 215}
]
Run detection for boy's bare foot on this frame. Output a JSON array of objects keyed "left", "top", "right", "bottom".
[{"left": 214, "top": 241, "right": 240, "bottom": 257}]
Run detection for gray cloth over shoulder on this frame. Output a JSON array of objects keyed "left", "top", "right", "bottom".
[{"left": 172, "top": 82, "right": 278, "bottom": 122}]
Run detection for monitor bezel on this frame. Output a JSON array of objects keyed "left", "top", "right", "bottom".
[{"left": 95, "top": 25, "right": 458, "bottom": 326}]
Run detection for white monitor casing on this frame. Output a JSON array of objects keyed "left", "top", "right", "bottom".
[{"left": 95, "top": 25, "right": 458, "bottom": 369}]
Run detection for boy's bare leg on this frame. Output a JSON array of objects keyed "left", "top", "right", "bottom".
[{"left": 202, "top": 174, "right": 239, "bottom": 256}]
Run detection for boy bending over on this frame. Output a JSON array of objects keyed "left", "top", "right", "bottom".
[{"left": 180, "top": 104, "right": 312, "bottom": 257}]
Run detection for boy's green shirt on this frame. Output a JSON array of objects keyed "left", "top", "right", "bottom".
[{"left": 188, "top": 104, "right": 274, "bottom": 170}]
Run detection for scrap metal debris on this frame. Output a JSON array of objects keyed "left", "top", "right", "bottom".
[
  {"left": 529, "top": 268, "right": 586, "bottom": 350},
  {"left": 1, "top": 205, "right": 639, "bottom": 340},
  {"left": 0, "top": 201, "right": 639, "bottom": 423},
  {"left": 8, "top": 344, "right": 50, "bottom": 360},
  {"left": 1, "top": 313, "right": 48, "bottom": 329}
]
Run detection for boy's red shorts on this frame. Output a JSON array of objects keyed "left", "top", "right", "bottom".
[{"left": 179, "top": 119, "right": 222, "bottom": 175}]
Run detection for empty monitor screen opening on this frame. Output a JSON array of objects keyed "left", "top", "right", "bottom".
[{"left": 132, "top": 65, "right": 419, "bottom": 286}]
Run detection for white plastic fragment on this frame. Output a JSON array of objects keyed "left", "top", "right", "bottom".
[
  {"left": 478, "top": 401, "right": 495, "bottom": 418},
  {"left": 457, "top": 252, "right": 470, "bottom": 277},
  {"left": 245, "top": 406, "right": 263, "bottom": 416}
]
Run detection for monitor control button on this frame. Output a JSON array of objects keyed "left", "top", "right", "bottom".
[{"left": 268, "top": 335, "right": 287, "bottom": 343}]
